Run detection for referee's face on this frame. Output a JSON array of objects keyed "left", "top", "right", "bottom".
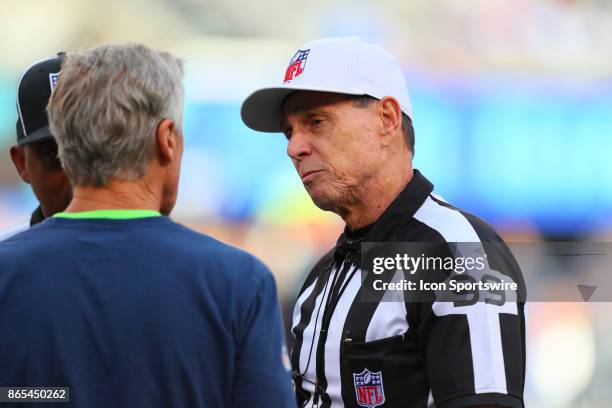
[
  {"left": 282, "top": 91, "right": 384, "bottom": 212},
  {"left": 10, "top": 139, "right": 72, "bottom": 217}
]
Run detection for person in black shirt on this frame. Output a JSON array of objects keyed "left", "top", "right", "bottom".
[
  {"left": 4, "top": 54, "right": 71, "bottom": 238},
  {"left": 241, "top": 37, "right": 526, "bottom": 408}
]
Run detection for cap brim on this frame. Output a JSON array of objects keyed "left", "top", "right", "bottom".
[
  {"left": 18, "top": 125, "right": 53, "bottom": 146},
  {"left": 240, "top": 85, "right": 364, "bottom": 133}
]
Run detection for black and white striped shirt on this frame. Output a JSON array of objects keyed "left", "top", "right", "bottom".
[{"left": 291, "top": 170, "right": 526, "bottom": 408}]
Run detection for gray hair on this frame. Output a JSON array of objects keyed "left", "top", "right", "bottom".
[
  {"left": 48, "top": 43, "right": 185, "bottom": 187},
  {"left": 352, "top": 95, "right": 414, "bottom": 155}
]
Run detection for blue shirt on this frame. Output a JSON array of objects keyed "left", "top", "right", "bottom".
[{"left": 0, "top": 215, "right": 295, "bottom": 407}]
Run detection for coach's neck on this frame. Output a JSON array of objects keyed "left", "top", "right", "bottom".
[{"left": 65, "top": 178, "right": 163, "bottom": 214}]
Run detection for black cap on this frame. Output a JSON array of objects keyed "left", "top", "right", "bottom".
[{"left": 16, "top": 53, "right": 65, "bottom": 146}]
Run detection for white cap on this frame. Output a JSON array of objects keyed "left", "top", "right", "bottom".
[{"left": 240, "top": 37, "right": 413, "bottom": 133}]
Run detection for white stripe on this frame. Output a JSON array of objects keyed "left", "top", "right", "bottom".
[
  {"left": 426, "top": 390, "right": 434, "bottom": 407},
  {"left": 365, "top": 269, "right": 409, "bottom": 342},
  {"left": 414, "top": 196, "right": 494, "bottom": 273},
  {"left": 413, "top": 196, "right": 480, "bottom": 243},
  {"left": 413, "top": 196, "right": 516, "bottom": 395},
  {"left": 432, "top": 300, "right": 516, "bottom": 394},
  {"left": 323, "top": 264, "right": 361, "bottom": 407},
  {"left": 292, "top": 277, "right": 318, "bottom": 334}
]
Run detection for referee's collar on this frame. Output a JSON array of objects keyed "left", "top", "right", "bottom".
[
  {"left": 343, "top": 169, "right": 433, "bottom": 243},
  {"left": 29, "top": 206, "right": 46, "bottom": 227}
]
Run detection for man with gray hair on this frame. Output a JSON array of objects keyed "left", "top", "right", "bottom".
[{"left": 0, "top": 44, "right": 295, "bottom": 408}]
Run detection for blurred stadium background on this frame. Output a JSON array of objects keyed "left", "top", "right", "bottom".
[{"left": 1, "top": 0, "right": 611, "bottom": 406}]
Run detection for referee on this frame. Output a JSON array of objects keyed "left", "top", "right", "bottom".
[
  {"left": 1, "top": 54, "right": 71, "bottom": 240},
  {"left": 241, "top": 37, "right": 526, "bottom": 408}
]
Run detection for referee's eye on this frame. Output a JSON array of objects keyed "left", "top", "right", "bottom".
[
  {"left": 310, "top": 118, "right": 323, "bottom": 127},
  {"left": 32, "top": 140, "right": 63, "bottom": 171}
]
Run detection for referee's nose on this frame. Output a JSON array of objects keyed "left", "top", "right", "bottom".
[{"left": 287, "top": 126, "right": 312, "bottom": 161}]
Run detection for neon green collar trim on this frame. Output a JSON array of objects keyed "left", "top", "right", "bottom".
[{"left": 53, "top": 209, "right": 161, "bottom": 220}]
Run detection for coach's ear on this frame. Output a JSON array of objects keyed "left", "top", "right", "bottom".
[
  {"left": 10, "top": 145, "right": 30, "bottom": 184},
  {"left": 156, "top": 119, "right": 181, "bottom": 164}
]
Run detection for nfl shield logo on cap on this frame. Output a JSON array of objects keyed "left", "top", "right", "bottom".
[
  {"left": 353, "top": 368, "right": 385, "bottom": 408},
  {"left": 284, "top": 49, "right": 310, "bottom": 83},
  {"left": 49, "top": 72, "right": 60, "bottom": 92},
  {"left": 16, "top": 52, "right": 65, "bottom": 145}
]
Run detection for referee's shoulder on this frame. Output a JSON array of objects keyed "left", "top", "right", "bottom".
[{"left": 408, "top": 193, "right": 506, "bottom": 244}]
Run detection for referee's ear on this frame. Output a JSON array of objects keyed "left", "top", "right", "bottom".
[
  {"left": 155, "top": 118, "right": 181, "bottom": 165},
  {"left": 10, "top": 145, "right": 30, "bottom": 184},
  {"left": 378, "top": 96, "right": 403, "bottom": 146}
]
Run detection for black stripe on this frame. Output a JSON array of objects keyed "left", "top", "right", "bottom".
[
  {"left": 427, "top": 195, "right": 526, "bottom": 402},
  {"left": 336, "top": 264, "right": 398, "bottom": 407},
  {"left": 500, "top": 311, "right": 526, "bottom": 401},
  {"left": 428, "top": 194, "right": 456, "bottom": 209}
]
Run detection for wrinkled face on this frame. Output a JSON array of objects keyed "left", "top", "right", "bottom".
[
  {"left": 13, "top": 139, "right": 72, "bottom": 217},
  {"left": 281, "top": 91, "right": 384, "bottom": 211}
]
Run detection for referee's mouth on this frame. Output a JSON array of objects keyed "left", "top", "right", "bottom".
[{"left": 300, "top": 169, "right": 324, "bottom": 182}]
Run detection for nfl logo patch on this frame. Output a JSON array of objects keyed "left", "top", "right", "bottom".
[
  {"left": 49, "top": 72, "right": 60, "bottom": 92},
  {"left": 284, "top": 49, "right": 310, "bottom": 83},
  {"left": 353, "top": 368, "right": 385, "bottom": 408}
]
